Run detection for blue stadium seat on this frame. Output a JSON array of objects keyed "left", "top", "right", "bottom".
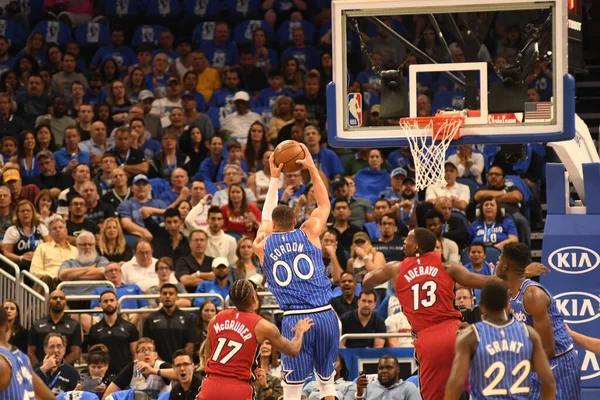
[
  {"left": 206, "top": 107, "right": 222, "bottom": 130},
  {"left": 143, "top": 0, "right": 183, "bottom": 16},
  {"left": 102, "top": 0, "right": 142, "bottom": 17},
  {"left": 277, "top": 20, "right": 316, "bottom": 45},
  {"left": 150, "top": 177, "right": 172, "bottom": 198},
  {"left": 225, "top": 0, "right": 262, "bottom": 19},
  {"left": 505, "top": 175, "right": 534, "bottom": 219},
  {"left": 182, "top": 0, "right": 225, "bottom": 19},
  {"left": 74, "top": 23, "right": 110, "bottom": 46},
  {"left": 462, "top": 245, "right": 501, "bottom": 265},
  {"left": 456, "top": 177, "right": 479, "bottom": 204},
  {"left": 451, "top": 210, "right": 470, "bottom": 230},
  {"left": 233, "top": 20, "right": 274, "bottom": 45},
  {"left": 0, "top": 19, "right": 27, "bottom": 48},
  {"left": 32, "top": 20, "right": 72, "bottom": 45},
  {"left": 192, "top": 22, "right": 217, "bottom": 48},
  {"left": 158, "top": 392, "right": 170, "bottom": 400},
  {"left": 431, "top": 91, "right": 465, "bottom": 114},
  {"left": 132, "top": 25, "right": 166, "bottom": 47},
  {"left": 26, "top": 0, "right": 45, "bottom": 18}
]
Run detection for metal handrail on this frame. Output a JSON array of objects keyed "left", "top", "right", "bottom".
[
  {"left": 339, "top": 333, "right": 414, "bottom": 344},
  {"left": 19, "top": 271, "right": 49, "bottom": 303},
  {"left": 19, "top": 270, "right": 50, "bottom": 328},
  {"left": 224, "top": 291, "right": 278, "bottom": 309},
  {"left": 0, "top": 253, "right": 20, "bottom": 305},
  {"left": 57, "top": 280, "right": 116, "bottom": 308},
  {"left": 57, "top": 280, "right": 116, "bottom": 292},
  {"left": 117, "top": 293, "right": 226, "bottom": 312}
]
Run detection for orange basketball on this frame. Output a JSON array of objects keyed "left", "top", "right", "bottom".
[{"left": 273, "top": 140, "right": 305, "bottom": 173}]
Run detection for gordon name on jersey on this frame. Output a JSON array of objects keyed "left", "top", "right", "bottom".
[{"left": 268, "top": 241, "right": 305, "bottom": 261}]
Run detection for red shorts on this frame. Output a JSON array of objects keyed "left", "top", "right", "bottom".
[
  {"left": 413, "top": 319, "right": 461, "bottom": 400},
  {"left": 197, "top": 375, "right": 253, "bottom": 400}
]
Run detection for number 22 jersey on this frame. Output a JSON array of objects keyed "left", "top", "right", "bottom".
[{"left": 395, "top": 252, "right": 462, "bottom": 334}]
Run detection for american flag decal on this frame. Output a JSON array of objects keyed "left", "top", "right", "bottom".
[{"left": 524, "top": 102, "right": 552, "bottom": 121}]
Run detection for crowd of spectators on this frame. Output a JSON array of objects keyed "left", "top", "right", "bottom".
[{"left": 0, "top": 2, "right": 555, "bottom": 399}]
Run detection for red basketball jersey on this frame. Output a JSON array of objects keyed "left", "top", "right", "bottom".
[
  {"left": 206, "top": 309, "right": 263, "bottom": 382},
  {"left": 395, "top": 252, "right": 462, "bottom": 334}
]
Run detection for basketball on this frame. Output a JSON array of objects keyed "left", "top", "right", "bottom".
[{"left": 273, "top": 140, "right": 305, "bottom": 173}]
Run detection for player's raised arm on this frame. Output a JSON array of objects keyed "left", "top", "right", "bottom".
[
  {"left": 253, "top": 152, "right": 283, "bottom": 257},
  {"left": 363, "top": 261, "right": 400, "bottom": 291},
  {"left": 444, "top": 261, "right": 500, "bottom": 289},
  {"left": 566, "top": 325, "right": 600, "bottom": 355},
  {"left": 527, "top": 326, "right": 557, "bottom": 400},
  {"left": 256, "top": 317, "right": 314, "bottom": 357},
  {"left": 297, "top": 142, "right": 330, "bottom": 238},
  {"left": 444, "top": 327, "right": 477, "bottom": 400}
]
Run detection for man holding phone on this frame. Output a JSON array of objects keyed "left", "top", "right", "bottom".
[{"left": 355, "top": 355, "right": 420, "bottom": 400}]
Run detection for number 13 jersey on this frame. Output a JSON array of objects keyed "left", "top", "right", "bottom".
[
  {"left": 395, "top": 252, "right": 462, "bottom": 334},
  {"left": 262, "top": 229, "right": 332, "bottom": 311}
]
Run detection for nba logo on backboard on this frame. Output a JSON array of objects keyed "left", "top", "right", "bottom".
[{"left": 348, "top": 93, "right": 362, "bottom": 127}]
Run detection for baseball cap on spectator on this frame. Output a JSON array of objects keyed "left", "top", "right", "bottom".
[
  {"left": 37, "top": 150, "right": 54, "bottom": 160},
  {"left": 353, "top": 231, "right": 370, "bottom": 244},
  {"left": 444, "top": 161, "right": 458, "bottom": 171},
  {"left": 132, "top": 174, "right": 149, "bottom": 185},
  {"left": 3, "top": 169, "right": 19, "bottom": 182},
  {"left": 139, "top": 90, "right": 155, "bottom": 101},
  {"left": 212, "top": 257, "right": 229, "bottom": 269},
  {"left": 332, "top": 178, "right": 348, "bottom": 189},
  {"left": 232, "top": 91, "right": 250, "bottom": 102},
  {"left": 167, "top": 77, "right": 180, "bottom": 86},
  {"left": 402, "top": 176, "right": 416, "bottom": 185},
  {"left": 391, "top": 167, "right": 407, "bottom": 178},
  {"left": 371, "top": 105, "right": 381, "bottom": 115},
  {"left": 181, "top": 91, "right": 195, "bottom": 100}
]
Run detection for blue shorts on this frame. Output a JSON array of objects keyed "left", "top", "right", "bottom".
[
  {"left": 530, "top": 348, "right": 581, "bottom": 400},
  {"left": 280, "top": 305, "right": 340, "bottom": 384}
]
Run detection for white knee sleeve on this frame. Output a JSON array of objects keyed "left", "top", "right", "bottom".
[
  {"left": 316, "top": 372, "right": 337, "bottom": 398},
  {"left": 282, "top": 382, "right": 304, "bottom": 400}
]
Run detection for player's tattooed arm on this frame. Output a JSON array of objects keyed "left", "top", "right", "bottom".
[
  {"left": 363, "top": 261, "right": 399, "bottom": 290},
  {"left": 257, "top": 318, "right": 314, "bottom": 357},
  {"left": 444, "top": 326, "right": 477, "bottom": 400},
  {"left": 527, "top": 326, "right": 557, "bottom": 400},
  {"left": 523, "top": 287, "right": 555, "bottom": 359}
]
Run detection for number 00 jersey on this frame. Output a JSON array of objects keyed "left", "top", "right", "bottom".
[
  {"left": 470, "top": 319, "right": 534, "bottom": 399},
  {"left": 206, "top": 309, "right": 262, "bottom": 382},
  {"left": 395, "top": 252, "right": 462, "bottom": 334},
  {"left": 262, "top": 229, "right": 332, "bottom": 311}
]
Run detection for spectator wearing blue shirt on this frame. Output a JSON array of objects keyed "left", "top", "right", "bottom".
[
  {"left": 463, "top": 242, "right": 494, "bottom": 304},
  {"left": 216, "top": 140, "right": 249, "bottom": 183},
  {"left": 117, "top": 174, "right": 168, "bottom": 242},
  {"left": 193, "top": 256, "right": 231, "bottom": 307},
  {"left": 281, "top": 27, "right": 318, "bottom": 71},
  {"left": 386, "top": 148, "right": 411, "bottom": 172},
  {"left": 194, "top": 136, "right": 224, "bottom": 183},
  {"left": 0, "top": 36, "right": 15, "bottom": 76},
  {"left": 467, "top": 197, "right": 519, "bottom": 248},
  {"left": 208, "top": 69, "right": 249, "bottom": 118},
  {"left": 200, "top": 23, "right": 239, "bottom": 72},
  {"left": 293, "top": 71, "right": 326, "bottom": 127},
  {"left": 145, "top": 52, "right": 171, "bottom": 99},
  {"left": 83, "top": 73, "right": 108, "bottom": 106},
  {"left": 158, "top": 167, "right": 191, "bottom": 206},
  {"left": 356, "top": 51, "right": 383, "bottom": 93},
  {"left": 304, "top": 124, "right": 342, "bottom": 181},
  {"left": 354, "top": 149, "right": 391, "bottom": 205},
  {"left": 53, "top": 126, "right": 91, "bottom": 172},
  {"left": 90, "top": 27, "right": 136, "bottom": 73},
  {"left": 256, "top": 68, "right": 293, "bottom": 108},
  {"left": 90, "top": 263, "right": 148, "bottom": 311}
]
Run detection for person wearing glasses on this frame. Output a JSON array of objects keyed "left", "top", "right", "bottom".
[
  {"left": 65, "top": 194, "right": 99, "bottom": 245},
  {"left": 102, "top": 337, "right": 176, "bottom": 400},
  {"left": 32, "top": 333, "right": 80, "bottom": 395},
  {"left": 168, "top": 349, "right": 202, "bottom": 399}
]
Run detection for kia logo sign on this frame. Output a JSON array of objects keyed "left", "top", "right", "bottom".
[
  {"left": 581, "top": 350, "right": 600, "bottom": 380},
  {"left": 547, "top": 246, "right": 600, "bottom": 274},
  {"left": 554, "top": 292, "right": 600, "bottom": 324}
]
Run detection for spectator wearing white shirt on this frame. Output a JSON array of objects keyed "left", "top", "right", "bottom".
[
  {"left": 384, "top": 296, "right": 413, "bottom": 348},
  {"left": 425, "top": 162, "right": 470, "bottom": 212},
  {"left": 220, "top": 91, "right": 264, "bottom": 144},
  {"left": 204, "top": 206, "right": 237, "bottom": 265},
  {"left": 447, "top": 145, "right": 485, "bottom": 185},
  {"left": 121, "top": 238, "right": 176, "bottom": 292}
]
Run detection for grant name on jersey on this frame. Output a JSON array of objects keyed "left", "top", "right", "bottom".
[
  {"left": 213, "top": 319, "right": 253, "bottom": 341},
  {"left": 486, "top": 339, "right": 526, "bottom": 356},
  {"left": 404, "top": 265, "right": 439, "bottom": 283},
  {"left": 269, "top": 242, "right": 304, "bottom": 261}
]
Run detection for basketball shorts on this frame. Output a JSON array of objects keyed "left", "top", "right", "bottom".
[
  {"left": 197, "top": 375, "right": 253, "bottom": 400},
  {"left": 530, "top": 347, "right": 581, "bottom": 400},
  {"left": 280, "top": 305, "right": 340, "bottom": 384},
  {"left": 413, "top": 318, "right": 462, "bottom": 400}
]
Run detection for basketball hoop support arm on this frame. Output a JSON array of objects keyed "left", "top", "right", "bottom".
[{"left": 367, "top": 16, "right": 465, "bottom": 87}]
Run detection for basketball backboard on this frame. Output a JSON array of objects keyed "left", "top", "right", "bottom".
[{"left": 327, "top": 0, "right": 575, "bottom": 148}]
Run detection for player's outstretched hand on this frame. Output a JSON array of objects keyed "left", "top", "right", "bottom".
[
  {"left": 269, "top": 151, "right": 284, "bottom": 179},
  {"left": 295, "top": 143, "right": 316, "bottom": 170},
  {"left": 525, "top": 262, "right": 550, "bottom": 278},
  {"left": 292, "top": 318, "right": 314, "bottom": 333}
]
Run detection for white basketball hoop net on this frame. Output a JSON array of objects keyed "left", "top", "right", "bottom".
[{"left": 399, "top": 116, "right": 464, "bottom": 191}]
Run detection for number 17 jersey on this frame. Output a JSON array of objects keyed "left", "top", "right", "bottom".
[{"left": 395, "top": 252, "right": 462, "bottom": 334}]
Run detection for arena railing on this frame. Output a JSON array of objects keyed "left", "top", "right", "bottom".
[
  {"left": 0, "top": 253, "right": 20, "bottom": 306},
  {"left": 116, "top": 293, "right": 226, "bottom": 335},
  {"left": 57, "top": 280, "right": 116, "bottom": 306},
  {"left": 224, "top": 291, "right": 280, "bottom": 310},
  {"left": 339, "top": 333, "right": 414, "bottom": 344},
  {"left": 19, "top": 270, "right": 49, "bottom": 329}
]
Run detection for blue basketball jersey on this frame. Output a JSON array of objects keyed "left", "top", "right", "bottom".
[
  {"left": 510, "top": 279, "right": 573, "bottom": 354},
  {"left": 0, "top": 346, "right": 35, "bottom": 400},
  {"left": 262, "top": 229, "right": 332, "bottom": 311},
  {"left": 470, "top": 320, "right": 533, "bottom": 399}
]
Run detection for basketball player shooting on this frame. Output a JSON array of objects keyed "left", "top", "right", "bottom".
[
  {"left": 253, "top": 144, "right": 340, "bottom": 400},
  {"left": 445, "top": 280, "right": 556, "bottom": 400}
]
